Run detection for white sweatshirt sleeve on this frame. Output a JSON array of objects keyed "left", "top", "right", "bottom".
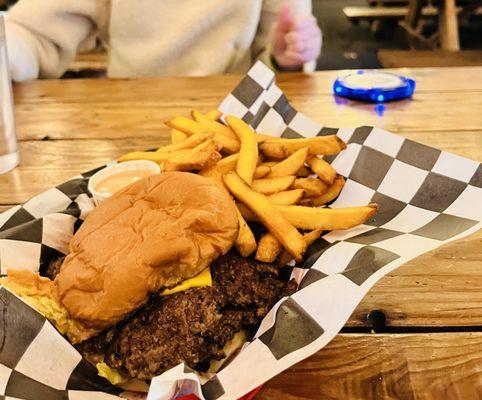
[
  {"left": 253, "top": 0, "right": 312, "bottom": 70},
  {"left": 5, "top": 0, "right": 102, "bottom": 81}
]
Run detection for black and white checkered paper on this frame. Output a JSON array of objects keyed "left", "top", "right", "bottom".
[{"left": 1, "top": 62, "right": 481, "bottom": 400}]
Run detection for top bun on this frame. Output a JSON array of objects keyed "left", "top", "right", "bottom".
[{"left": 55, "top": 172, "right": 239, "bottom": 339}]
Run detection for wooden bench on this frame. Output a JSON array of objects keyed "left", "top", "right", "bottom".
[
  {"left": 62, "top": 51, "right": 108, "bottom": 78},
  {"left": 344, "top": 6, "right": 439, "bottom": 23},
  {"left": 344, "top": 4, "right": 481, "bottom": 23},
  {"left": 378, "top": 49, "right": 482, "bottom": 67}
]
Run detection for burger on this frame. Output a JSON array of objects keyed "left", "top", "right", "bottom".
[{"left": 1, "top": 172, "right": 296, "bottom": 389}]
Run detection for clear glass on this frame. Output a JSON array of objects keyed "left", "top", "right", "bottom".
[{"left": 0, "top": 15, "right": 19, "bottom": 174}]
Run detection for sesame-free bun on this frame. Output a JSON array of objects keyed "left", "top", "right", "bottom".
[{"left": 54, "top": 172, "right": 238, "bottom": 340}]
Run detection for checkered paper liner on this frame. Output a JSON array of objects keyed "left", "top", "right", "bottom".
[{"left": 0, "top": 61, "right": 481, "bottom": 400}]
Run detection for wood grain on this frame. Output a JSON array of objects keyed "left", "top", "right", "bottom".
[
  {"left": 350, "top": 229, "right": 482, "bottom": 327},
  {"left": 1, "top": 129, "right": 479, "bottom": 204},
  {"left": 2, "top": 69, "right": 482, "bottom": 398},
  {"left": 12, "top": 68, "right": 482, "bottom": 141},
  {"left": 0, "top": 140, "right": 480, "bottom": 328},
  {"left": 258, "top": 332, "right": 482, "bottom": 400}
]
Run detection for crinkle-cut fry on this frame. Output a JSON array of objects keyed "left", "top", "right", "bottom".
[
  {"left": 251, "top": 176, "right": 296, "bottom": 195},
  {"left": 171, "top": 129, "right": 188, "bottom": 144},
  {"left": 297, "top": 165, "right": 312, "bottom": 177},
  {"left": 294, "top": 177, "right": 329, "bottom": 197},
  {"left": 204, "top": 110, "right": 222, "bottom": 121},
  {"left": 191, "top": 110, "right": 239, "bottom": 141},
  {"left": 266, "top": 147, "right": 309, "bottom": 178},
  {"left": 224, "top": 172, "right": 306, "bottom": 261},
  {"left": 278, "top": 229, "right": 323, "bottom": 266},
  {"left": 226, "top": 116, "right": 258, "bottom": 185},
  {"left": 235, "top": 208, "right": 257, "bottom": 257},
  {"left": 253, "top": 165, "right": 271, "bottom": 179},
  {"left": 267, "top": 189, "right": 304, "bottom": 205},
  {"left": 163, "top": 139, "right": 221, "bottom": 171},
  {"left": 165, "top": 116, "right": 204, "bottom": 136},
  {"left": 259, "top": 135, "right": 346, "bottom": 159},
  {"left": 275, "top": 203, "right": 379, "bottom": 230},
  {"left": 299, "top": 176, "right": 346, "bottom": 207},
  {"left": 158, "top": 132, "right": 214, "bottom": 153},
  {"left": 255, "top": 233, "right": 283, "bottom": 263},
  {"left": 306, "top": 156, "right": 337, "bottom": 184},
  {"left": 236, "top": 202, "right": 258, "bottom": 222},
  {"left": 199, "top": 153, "right": 239, "bottom": 177}
]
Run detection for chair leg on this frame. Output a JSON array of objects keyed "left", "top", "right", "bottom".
[{"left": 439, "top": 0, "right": 460, "bottom": 51}]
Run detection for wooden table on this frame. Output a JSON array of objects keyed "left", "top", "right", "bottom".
[{"left": 3, "top": 67, "right": 482, "bottom": 399}]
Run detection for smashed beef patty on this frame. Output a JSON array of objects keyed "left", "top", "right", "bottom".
[{"left": 77, "top": 253, "right": 297, "bottom": 380}]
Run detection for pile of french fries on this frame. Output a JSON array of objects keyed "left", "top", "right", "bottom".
[{"left": 119, "top": 110, "right": 378, "bottom": 265}]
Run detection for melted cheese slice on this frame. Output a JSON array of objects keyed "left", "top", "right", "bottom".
[{"left": 161, "top": 267, "right": 212, "bottom": 296}]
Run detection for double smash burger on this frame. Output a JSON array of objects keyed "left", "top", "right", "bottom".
[{"left": 2, "top": 172, "right": 296, "bottom": 388}]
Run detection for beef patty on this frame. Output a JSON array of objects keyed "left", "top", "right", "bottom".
[{"left": 77, "top": 252, "right": 296, "bottom": 380}]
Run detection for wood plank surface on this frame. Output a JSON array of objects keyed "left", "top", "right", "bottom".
[
  {"left": 257, "top": 332, "right": 482, "bottom": 400},
  {"left": 1, "top": 129, "right": 479, "bottom": 204},
  {"left": 378, "top": 50, "right": 482, "bottom": 68},
  {"left": 2, "top": 68, "right": 482, "bottom": 398},
  {"left": 12, "top": 68, "right": 482, "bottom": 141},
  {"left": 0, "top": 137, "right": 480, "bottom": 328}
]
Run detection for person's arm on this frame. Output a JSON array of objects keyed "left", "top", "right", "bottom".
[
  {"left": 5, "top": 0, "right": 101, "bottom": 81},
  {"left": 253, "top": 0, "right": 321, "bottom": 72}
]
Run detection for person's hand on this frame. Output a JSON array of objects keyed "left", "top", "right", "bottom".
[{"left": 270, "top": 3, "right": 322, "bottom": 70}]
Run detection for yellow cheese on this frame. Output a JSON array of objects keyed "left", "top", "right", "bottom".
[
  {"left": 161, "top": 267, "right": 212, "bottom": 296},
  {"left": 96, "top": 362, "right": 127, "bottom": 385}
]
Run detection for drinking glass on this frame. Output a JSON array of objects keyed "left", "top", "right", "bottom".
[{"left": 0, "top": 14, "right": 18, "bottom": 174}]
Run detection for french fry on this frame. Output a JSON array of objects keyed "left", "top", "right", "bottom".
[
  {"left": 166, "top": 115, "right": 239, "bottom": 153},
  {"left": 192, "top": 110, "right": 238, "bottom": 141},
  {"left": 226, "top": 116, "right": 258, "bottom": 185},
  {"left": 252, "top": 176, "right": 296, "bottom": 195},
  {"left": 119, "top": 151, "right": 172, "bottom": 164},
  {"left": 255, "top": 233, "right": 282, "bottom": 263},
  {"left": 297, "top": 165, "right": 312, "bottom": 177},
  {"left": 224, "top": 172, "right": 306, "bottom": 261},
  {"left": 158, "top": 132, "right": 214, "bottom": 153},
  {"left": 165, "top": 116, "right": 204, "bottom": 136},
  {"left": 204, "top": 110, "right": 222, "bottom": 121},
  {"left": 171, "top": 129, "right": 188, "bottom": 144},
  {"left": 211, "top": 133, "right": 240, "bottom": 154},
  {"left": 275, "top": 204, "right": 378, "bottom": 230},
  {"left": 255, "top": 133, "right": 273, "bottom": 143},
  {"left": 267, "top": 189, "right": 304, "bottom": 205},
  {"left": 202, "top": 170, "right": 257, "bottom": 258},
  {"left": 235, "top": 208, "right": 257, "bottom": 257},
  {"left": 262, "top": 161, "right": 278, "bottom": 167},
  {"left": 299, "top": 176, "right": 345, "bottom": 207},
  {"left": 267, "top": 147, "right": 309, "bottom": 178},
  {"left": 236, "top": 202, "right": 258, "bottom": 222},
  {"left": 200, "top": 153, "right": 239, "bottom": 177},
  {"left": 306, "top": 156, "right": 337, "bottom": 184},
  {"left": 259, "top": 136, "right": 346, "bottom": 159},
  {"left": 253, "top": 165, "right": 271, "bottom": 179},
  {"left": 163, "top": 139, "right": 221, "bottom": 171},
  {"left": 119, "top": 139, "right": 221, "bottom": 171},
  {"left": 278, "top": 229, "right": 323, "bottom": 266},
  {"left": 294, "top": 178, "right": 329, "bottom": 197}
]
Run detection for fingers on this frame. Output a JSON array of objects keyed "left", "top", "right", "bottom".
[
  {"left": 275, "top": 2, "right": 294, "bottom": 35},
  {"left": 270, "top": 8, "right": 322, "bottom": 68}
]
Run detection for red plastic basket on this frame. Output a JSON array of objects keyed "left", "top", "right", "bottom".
[{"left": 177, "top": 385, "right": 263, "bottom": 400}]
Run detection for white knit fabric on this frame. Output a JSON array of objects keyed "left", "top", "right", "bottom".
[{"left": 5, "top": 0, "right": 311, "bottom": 81}]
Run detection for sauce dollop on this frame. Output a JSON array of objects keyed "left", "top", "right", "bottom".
[{"left": 95, "top": 170, "right": 154, "bottom": 196}]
